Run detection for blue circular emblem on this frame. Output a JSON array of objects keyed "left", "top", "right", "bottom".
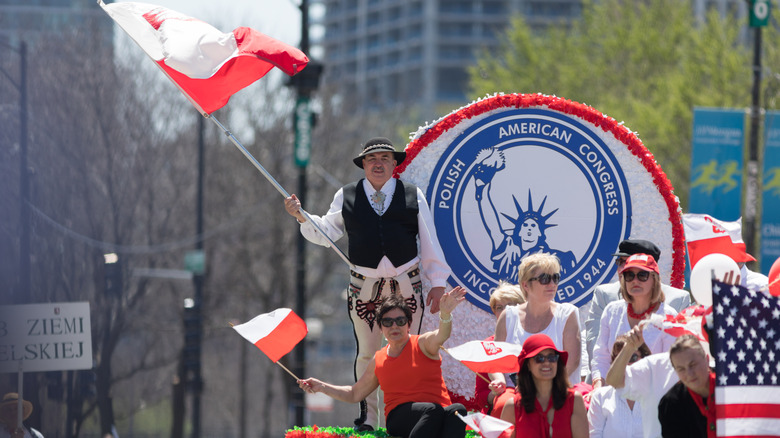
[{"left": 427, "top": 109, "right": 632, "bottom": 311}]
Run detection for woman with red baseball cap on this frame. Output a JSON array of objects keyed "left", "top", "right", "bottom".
[
  {"left": 590, "top": 254, "right": 678, "bottom": 391},
  {"left": 500, "top": 334, "right": 587, "bottom": 438}
]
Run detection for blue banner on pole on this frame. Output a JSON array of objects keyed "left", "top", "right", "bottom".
[
  {"left": 761, "top": 111, "right": 780, "bottom": 273},
  {"left": 689, "top": 107, "right": 745, "bottom": 221}
]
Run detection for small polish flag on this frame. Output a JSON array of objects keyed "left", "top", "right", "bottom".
[
  {"left": 683, "top": 213, "right": 755, "bottom": 267},
  {"left": 233, "top": 308, "right": 307, "bottom": 363},
  {"left": 446, "top": 340, "right": 524, "bottom": 374},
  {"left": 99, "top": 1, "right": 309, "bottom": 114},
  {"left": 457, "top": 412, "right": 514, "bottom": 438}
]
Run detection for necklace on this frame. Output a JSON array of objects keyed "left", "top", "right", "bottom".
[{"left": 627, "top": 302, "right": 658, "bottom": 320}]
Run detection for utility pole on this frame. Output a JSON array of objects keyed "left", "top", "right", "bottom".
[
  {"left": 744, "top": 0, "right": 770, "bottom": 259},
  {"left": 190, "top": 116, "right": 206, "bottom": 438},
  {"left": 1, "top": 39, "right": 30, "bottom": 304},
  {"left": 19, "top": 41, "right": 29, "bottom": 305},
  {"left": 286, "top": 0, "right": 323, "bottom": 427}
]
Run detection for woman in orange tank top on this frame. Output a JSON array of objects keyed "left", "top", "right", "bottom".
[
  {"left": 297, "top": 287, "right": 468, "bottom": 438},
  {"left": 500, "top": 333, "right": 588, "bottom": 438}
]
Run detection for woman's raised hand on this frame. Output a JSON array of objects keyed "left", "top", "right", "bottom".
[{"left": 438, "top": 286, "right": 467, "bottom": 315}]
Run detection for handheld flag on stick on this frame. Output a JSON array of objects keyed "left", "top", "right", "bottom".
[
  {"left": 456, "top": 412, "right": 514, "bottom": 438},
  {"left": 233, "top": 308, "right": 307, "bottom": 379},
  {"left": 98, "top": 1, "right": 355, "bottom": 269},
  {"left": 443, "top": 340, "right": 524, "bottom": 374}
]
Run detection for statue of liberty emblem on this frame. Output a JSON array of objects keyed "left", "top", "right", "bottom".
[{"left": 426, "top": 109, "right": 632, "bottom": 311}]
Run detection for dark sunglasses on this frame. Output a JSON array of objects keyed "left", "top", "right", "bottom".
[
  {"left": 629, "top": 353, "right": 641, "bottom": 363},
  {"left": 622, "top": 270, "right": 650, "bottom": 282},
  {"left": 533, "top": 353, "right": 560, "bottom": 364},
  {"left": 380, "top": 316, "right": 409, "bottom": 327},
  {"left": 529, "top": 273, "right": 560, "bottom": 285}
]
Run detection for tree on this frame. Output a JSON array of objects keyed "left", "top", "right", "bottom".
[{"left": 469, "top": 0, "right": 757, "bottom": 207}]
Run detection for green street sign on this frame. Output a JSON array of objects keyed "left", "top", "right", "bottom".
[
  {"left": 750, "top": 0, "right": 770, "bottom": 27},
  {"left": 184, "top": 250, "right": 205, "bottom": 275},
  {"left": 294, "top": 97, "right": 312, "bottom": 168}
]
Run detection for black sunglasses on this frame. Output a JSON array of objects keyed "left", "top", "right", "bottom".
[
  {"left": 533, "top": 353, "right": 560, "bottom": 364},
  {"left": 529, "top": 273, "right": 560, "bottom": 285},
  {"left": 380, "top": 316, "right": 409, "bottom": 327},
  {"left": 629, "top": 353, "right": 641, "bottom": 363},
  {"left": 622, "top": 270, "right": 650, "bottom": 282}
]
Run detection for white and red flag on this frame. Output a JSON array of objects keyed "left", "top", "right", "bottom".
[
  {"left": 647, "top": 305, "right": 711, "bottom": 340},
  {"left": 233, "top": 308, "right": 307, "bottom": 363},
  {"left": 456, "top": 412, "right": 514, "bottom": 438},
  {"left": 446, "top": 340, "right": 523, "bottom": 374},
  {"left": 683, "top": 213, "right": 756, "bottom": 267},
  {"left": 99, "top": 1, "right": 309, "bottom": 114}
]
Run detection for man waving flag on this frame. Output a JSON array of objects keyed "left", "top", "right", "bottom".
[{"left": 99, "top": 1, "right": 309, "bottom": 114}]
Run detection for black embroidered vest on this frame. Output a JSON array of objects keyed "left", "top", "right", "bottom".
[{"left": 342, "top": 179, "right": 419, "bottom": 268}]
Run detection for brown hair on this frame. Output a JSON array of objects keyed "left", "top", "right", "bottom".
[
  {"left": 376, "top": 294, "right": 412, "bottom": 325},
  {"left": 610, "top": 334, "right": 652, "bottom": 363},
  {"left": 668, "top": 334, "right": 707, "bottom": 367}
]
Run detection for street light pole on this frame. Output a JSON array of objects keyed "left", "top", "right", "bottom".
[
  {"left": 293, "top": 0, "right": 310, "bottom": 427},
  {"left": 190, "top": 115, "right": 206, "bottom": 438},
  {"left": 19, "top": 41, "right": 29, "bottom": 305},
  {"left": 744, "top": 0, "right": 767, "bottom": 260},
  {"left": 1, "top": 39, "right": 30, "bottom": 304}
]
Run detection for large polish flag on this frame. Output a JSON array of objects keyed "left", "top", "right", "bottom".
[
  {"left": 99, "top": 1, "right": 309, "bottom": 114},
  {"left": 233, "top": 308, "right": 307, "bottom": 363},
  {"left": 446, "top": 340, "right": 524, "bottom": 374},
  {"left": 683, "top": 213, "right": 756, "bottom": 267},
  {"left": 457, "top": 412, "right": 514, "bottom": 438}
]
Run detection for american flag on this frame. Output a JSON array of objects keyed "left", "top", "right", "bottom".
[{"left": 711, "top": 280, "right": 780, "bottom": 437}]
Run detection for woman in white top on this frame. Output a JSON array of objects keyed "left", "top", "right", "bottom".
[
  {"left": 588, "top": 334, "right": 651, "bottom": 438},
  {"left": 590, "top": 254, "right": 677, "bottom": 389},
  {"left": 489, "top": 253, "right": 581, "bottom": 390}
]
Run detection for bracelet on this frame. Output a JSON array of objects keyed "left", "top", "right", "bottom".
[{"left": 439, "top": 313, "right": 453, "bottom": 323}]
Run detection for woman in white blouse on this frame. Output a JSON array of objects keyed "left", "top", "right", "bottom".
[
  {"left": 588, "top": 334, "right": 651, "bottom": 438},
  {"left": 490, "top": 253, "right": 581, "bottom": 390},
  {"left": 590, "top": 254, "right": 677, "bottom": 390}
]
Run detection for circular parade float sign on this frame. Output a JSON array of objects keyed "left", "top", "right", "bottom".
[{"left": 397, "top": 93, "right": 685, "bottom": 407}]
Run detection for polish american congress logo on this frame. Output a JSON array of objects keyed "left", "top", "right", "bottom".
[{"left": 426, "top": 108, "right": 632, "bottom": 311}]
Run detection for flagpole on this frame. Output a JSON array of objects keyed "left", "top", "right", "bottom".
[
  {"left": 440, "top": 346, "right": 492, "bottom": 384},
  {"left": 206, "top": 114, "right": 355, "bottom": 270},
  {"left": 274, "top": 361, "right": 301, "bottom": 381}
]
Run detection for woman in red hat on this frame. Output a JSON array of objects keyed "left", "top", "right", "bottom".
[
  {"left": 590, "top": 254, "right": 677, "bottom": 391},
  {"left": 500, "top": 334, "right": 587, "bottom": 438}
]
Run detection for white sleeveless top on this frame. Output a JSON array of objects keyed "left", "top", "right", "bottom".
[{"left": 505, "top": 302, "right": 580, "bottom": 384}]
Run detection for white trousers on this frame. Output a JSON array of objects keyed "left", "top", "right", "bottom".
[{"left": 347, "top": 265, "right": 424, "bottom": 429}]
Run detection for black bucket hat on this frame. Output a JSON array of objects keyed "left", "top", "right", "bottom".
[{"left": 353, "top": 137, "right": 406, "bottom": 168}]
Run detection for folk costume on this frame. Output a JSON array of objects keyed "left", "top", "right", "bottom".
[{"left": 297, "top": 139, "right": 450, "bottom": 429}]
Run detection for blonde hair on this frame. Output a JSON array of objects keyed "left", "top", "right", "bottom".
[
  {"left": 490, "top": 280, "right": 525, "bottom": 313},
  {"left": 517, "top": 253, "right": 561, "bottom": 296},
  {"left": 619, "top": 271, "right": 665, "bottom": 304}
]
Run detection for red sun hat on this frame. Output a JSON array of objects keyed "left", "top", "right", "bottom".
[
  {"left": 517, "top": 334, "right": 568, "bottom": 370},
  {"left": 619, "top": 253, "right": 660, "bottom": 275}
]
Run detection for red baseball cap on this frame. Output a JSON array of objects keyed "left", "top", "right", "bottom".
[
  {"left": 517, "top": 334, "right": 568, "bottom": 371},
  {"left": 618, "top": 253, "right": 660, "bottom": 275}
]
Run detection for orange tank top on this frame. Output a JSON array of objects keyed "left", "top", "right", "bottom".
[{"left": 374, "top": 335, "right": 452, "bottom": 417}]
